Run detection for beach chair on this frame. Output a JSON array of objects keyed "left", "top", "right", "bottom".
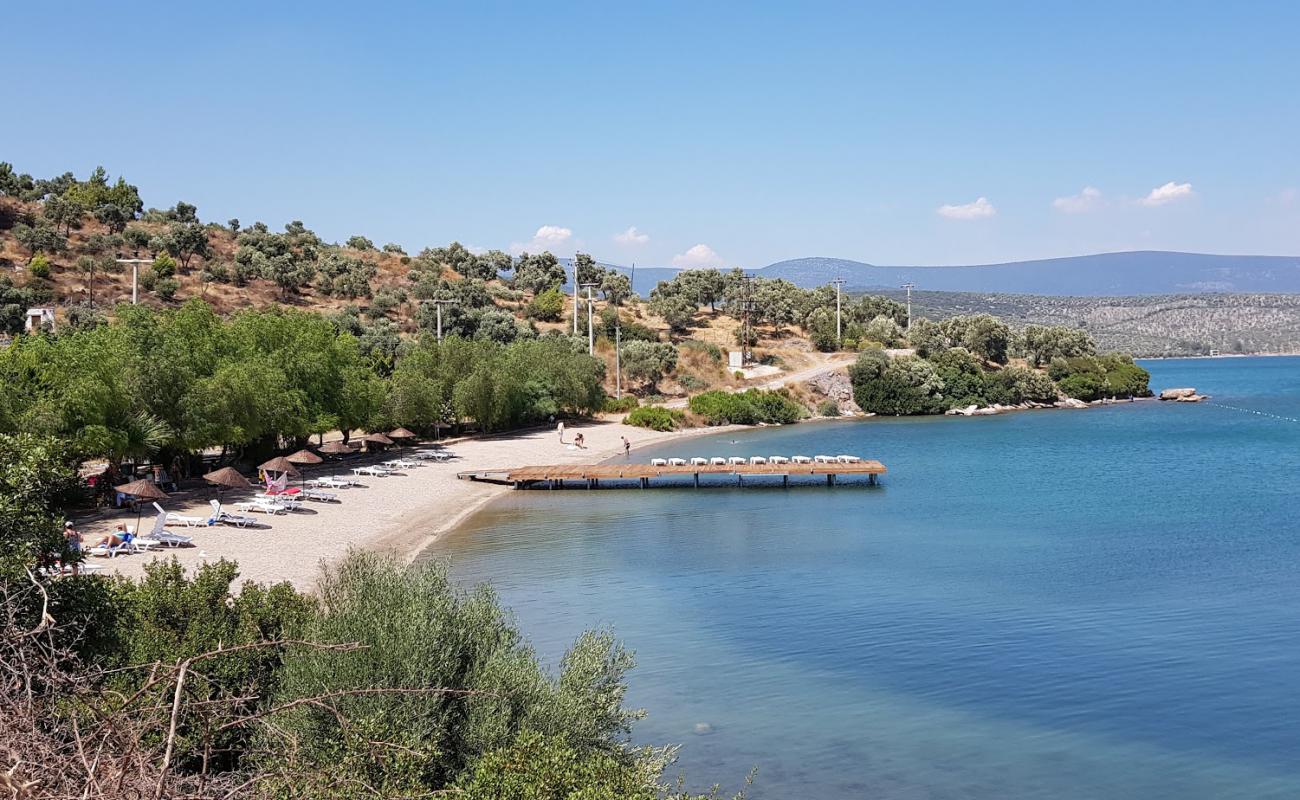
[
  {"left": 667, "top": 457, "right": 688, "bottom": 466},
  {"left": 140, "top": 510, "right": 193, "bottom": 548},
  {"left": 836, "top": 455, "right": 861, "bottom": 463},
  {"left": 689, "top": 457, "right": 708, "bottom": 466},
  {"left": 240, "top": 497, "right": 290, "bottom": 515},
  {"left": 769, "top": 456, "right": 790, "bottom": 464},
  {"left": 153, "top": 502, "right": 203, "bottom": 528},
  {"left": 709, "top": 457, "right": 727, "bottom": 466},
  {"left": 301, "top": 487, "right": 340, "bottom": 502},
  {"left": 748, "top": 456, "right": 767, "bottom": 465},
  {"left": 791, "top": 455, "right": 812, "bottom": 464},
  {"left": 813, "top": 455, "right": 834, "bottom": 464},
  {"left": 650, "top": 458, "right": 668, "bottom": 466},
  {"left": 727, "top": 456, "right": 747, "bottom": 466},
  {"left": 209, "top": 500, "right": 257, "bottom": 528},
  {"left": 352, "top": 466, "right": 391, "bottom": 478}
]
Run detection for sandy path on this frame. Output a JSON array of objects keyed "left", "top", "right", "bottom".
[
  {"left": 662, "top": 351, "right": 855, "bottom": 408},
  {"left": 87, "top": 419, "right": 730, "bottom": 591}
]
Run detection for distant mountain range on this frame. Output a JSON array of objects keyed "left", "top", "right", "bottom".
[{"left": 605, "top": 251, "right": 1300, "bottom": 297}]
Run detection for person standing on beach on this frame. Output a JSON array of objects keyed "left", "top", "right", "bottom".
[
  {"left": 622, "top": 436, "right": 631, "bottom": 458},
  {"left": 558, "top": 421, "right": 565, "bottom": 443},
  {"left": 575, "top": 432, "right": 585, "bottom": 448}
]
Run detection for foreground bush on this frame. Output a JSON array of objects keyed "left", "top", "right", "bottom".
[
  {"left": 626, "top": 405, "right": 684, "bottom": 431},
  {"left": 688, "top": 389, "right": 805, "bottom": 426}
]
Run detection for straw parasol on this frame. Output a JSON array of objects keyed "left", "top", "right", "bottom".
[
  {"left": 318, "top": 441, "right": 354, "bottom": 478},
  {"left": 363, "top": 433, "right": 393, "bottom": 453},
  {"left": 286, "top": 449, "right": 323, "bottom": 489},
  {"left": 204, "top": 467, "right": 251, "bottom": 504},
  {"left": 114, "top": 478, "right": 168, "bottom": 533},
  {"left": 388, "top": 428, "right": 416, "bottom": 457},
  {"left": 259, "top": 456, "right": 301, "bottom": 476}
]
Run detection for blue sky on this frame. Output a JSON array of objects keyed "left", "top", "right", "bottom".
[{"left": 5, "top": 1, "right": 1298, "bottom": 266}]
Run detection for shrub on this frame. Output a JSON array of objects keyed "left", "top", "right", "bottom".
[
  {"left": 678, "top": 374, "right": 708, "bottom": 391},
  {"left": 848, "top": 349, "right": 946, "bottom": 415},
  {"left": 688, "top": 389, "right": 804, "bottom": 426},
  {"left": 526, "top": 288, "right": 565, "bottom": 321},
  {"left": 151, "top": 252, "right": 177, "bottom": 278},
  {"left": 27, "top": 253, "right": 51, "bottom": 279},
  {"left": 817, "top": 398, "right": 841, "bottom": 417},
  {"left": 262, "top": 553, "right": 644, "bottom": 794},
  {"left": 680, "top": 340, "right": 722, "bottom": 363},
  {"left": 603, "top": 395, "right": 639, "bottom": 413},
  {"left": 625, "top": 405, "right": 683, "bottom": 431},
  {"left": 154, "top": 276, "right": 179, "bottom": 300},
  {"left": 346, "top": 235, "right": 375, "bottom": 250}
]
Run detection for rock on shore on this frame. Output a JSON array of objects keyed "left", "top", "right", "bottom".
[{"left": 1160, "top": 387, "right": 1209, "bottom": 402}]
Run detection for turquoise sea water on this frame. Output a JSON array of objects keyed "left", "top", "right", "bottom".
[{"left": 427, "top": 357, "right": 1300, "bottom": 799}]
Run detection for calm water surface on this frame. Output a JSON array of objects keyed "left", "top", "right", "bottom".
[{"left": 425, "top": 357, "right": 1300, "bottom": 799}]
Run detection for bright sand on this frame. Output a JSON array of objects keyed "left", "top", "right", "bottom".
[{"left": 89, "top": 419, "right": 730, "bottom": 590}]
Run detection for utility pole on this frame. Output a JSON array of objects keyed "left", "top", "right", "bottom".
[
  {"left": 831, "top": 277, "right": 845, "bottom": 344},
  {"left": 901, "top": 282, "right": 915, "bottom": 330},
  {"left": 430, "top": 298, "right": 459, "bottom": 343},
  {"left": 739, "top": 274, "right": 755, "bottom": 364},
  {"left": 572, "top": 259, "right": 580, "bottom": 336},
  {"left": 115, "top": 254, "right": 155, "bottom": 305},
  {"left": 580, "top": 282, "right": 598, "bottom": 355},
  {"left": 614, "top": 313, "right": 622, "bottom": 399}
]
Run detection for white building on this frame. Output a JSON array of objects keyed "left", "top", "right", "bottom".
[{"left": 24, "top": 307, "right": 55, "bottom": 333}]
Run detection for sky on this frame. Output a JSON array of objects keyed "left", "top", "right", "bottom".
[{"left": 4, "top": 1, "right": 1299, "bottom": 267}]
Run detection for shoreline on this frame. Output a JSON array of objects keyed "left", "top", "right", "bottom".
[{"left": 88, "top": 418, "right": 742, "bottom": 591}]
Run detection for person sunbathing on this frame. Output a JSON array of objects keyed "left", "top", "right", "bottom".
[{"left": 94, "top": 523, "right": 130, "bottom": 549}]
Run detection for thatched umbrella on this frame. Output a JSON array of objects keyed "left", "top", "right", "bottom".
[
  {"left": 318, "top": 441, "right": 354, "bottom": 478},
  {"left": 257, "top": 456, "right": 300, "bottom": 492},
  {"left": 286, "top": 449, "right": 323, "bottom": 489},
  {"left": 364, "top": 433, "right": 393, "bottom": 453},
  {"left": 388, "top": 428, "right": 417, "bottom": 457},
  {"left": 204, "top": 467, "right": 251, "bottom": 505},
  {"left": 114, "top": 478, "right": 168, "bottom": 533},
  {"left": 433, "top": 421, "right": 452, "bottom": 441}
]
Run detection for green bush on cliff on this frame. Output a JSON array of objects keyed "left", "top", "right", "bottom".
[
  {"left": 626, "top": 405, "right": 682, "bottom": 430},
  {"left": 688, "top": 389, "right": 805, "bottom": 425}
]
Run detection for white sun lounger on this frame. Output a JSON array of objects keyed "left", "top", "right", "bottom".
[
  {"left": 709, "top": 457, "right": 727, "bottom": 466},
  {"left": 384, "top": 459, "right": 420, "bottom": 469},
  {"left": 791, "top": 455, "right": 812, "bottom": 464},
  {"left": 310, "top": 476, "right": 356, "bottom": 489},
  {"left": 209, "top": 500, "right": 257, "bottom": 528},
  {"left": 727, "top": 457, "right": 747, "bottom": 466},
  {"left": 140, "top": 510, "right": 193, "bottom": 548},
  {"left": 256, "top": 493, "right": 303, "bottom": 510},
  {"left": 238, "top": 499, "right": 287, "bottom": 515},
  {"left": 813, "top": 455, "right": 834, "bottom": 463},
  {"left": 300, "top": 487, "right": 340, "bottom": 502},
  {"left": 748, "top": 456, "right": 767, "bottom": 465},
  {"left": 353, "top": 466, "right": 391, "bottom": 477},
  {"left": 836, "top": 454, "right": 861, "bottom": 463},
  {"left": 769, "top": 456, "right": 790, "bottom": 464},
  {"left": 667, "top": 457, "right": 688, "bottom": 466},
  {"left": 650, "top": 458, "right": 668, "bottom": 466},
  {"left": 689, "top": 457, "right": 708, "bottom": 466},
  {"left": 153, "top": 502, "right": 203, "bottom": 528}
]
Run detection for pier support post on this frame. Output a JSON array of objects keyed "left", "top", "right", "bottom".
[
  {"left": 694, "top": 473, "right": 700, "bottom": 488},
  {"left": 827, "top": 474, "right": 835, "bottom": 486},
  {"left": 783, "top": 475, "right": 788, "bottom": 488},
  {"left": 869, "top": 474, "right": 877, "bottom": 486}
]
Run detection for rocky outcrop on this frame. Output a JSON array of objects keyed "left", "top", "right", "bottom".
[
  {"left": 806, "top": 370, "right": 862, "bottom": 414},
  {"left": 1160, "top": 387, "right": 1208, "bottom": 402}
]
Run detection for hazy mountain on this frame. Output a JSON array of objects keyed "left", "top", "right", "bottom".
[{"left": 606, "top": 252, "right": 1300, "bottom": 297}]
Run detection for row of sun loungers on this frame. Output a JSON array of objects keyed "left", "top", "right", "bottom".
[
  {"left": 648, "top": 454, "right": 863, "bottom": 467},
  {"left": 83, "top": 447, "right": 459, "bottom": 564}
]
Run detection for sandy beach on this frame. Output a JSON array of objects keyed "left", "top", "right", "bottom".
[{"left": 85, "top": 418, "right": 731, "bottom": 590}]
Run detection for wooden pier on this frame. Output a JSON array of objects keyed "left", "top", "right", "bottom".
[{"left": 457, "top": 460, "right": 886, "bottom": 489}]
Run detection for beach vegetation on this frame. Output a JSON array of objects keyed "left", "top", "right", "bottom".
[
  {"left": 626, "top": 405, "right": 684, "bottom": 431},
  {"left": 688, "top": 389, "right": 805, "bottom": 426}
]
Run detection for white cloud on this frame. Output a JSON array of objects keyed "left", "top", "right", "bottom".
[
  {"left": 1052, "top": 186, "right": 1102, "bottom": 214},
  {"left": 613, "top": 226, "right": 650, "bottom": 245},
  {"left": 1140, "top": 181, "right": 1194, "bottom": 207},
  {"left": 672, "top": 244, "right": 725, "bottom": 269},
  {"left": 510, "top": 224, "right": 574, "bottom": 255},
  {"left": 937, "top": 196, "right": 997, "bottom": 220}
]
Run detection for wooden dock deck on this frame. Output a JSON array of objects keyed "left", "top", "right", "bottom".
[{"left": 457, "top": 460, "right": 886, "bottom": 489}]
